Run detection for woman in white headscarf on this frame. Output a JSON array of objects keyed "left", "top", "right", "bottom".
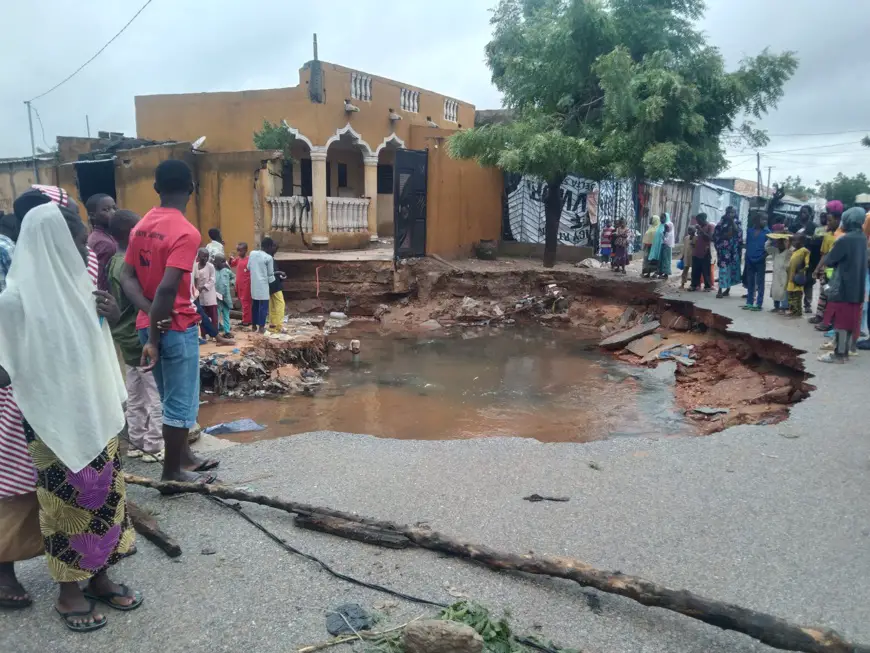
[{"left": 0, "top": 202, "right": 142, "bottom": 631}]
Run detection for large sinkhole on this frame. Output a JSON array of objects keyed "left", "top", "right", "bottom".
[{"left": 198, "top": 321, "right": 800, "bottom": 444}]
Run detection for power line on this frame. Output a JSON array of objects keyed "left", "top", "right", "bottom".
[
  {"left": 27, "top": 0, "right": 154, "bottom": 102},
  {"left": 766, "top": 129, "right": 870, "bottom": 137}
]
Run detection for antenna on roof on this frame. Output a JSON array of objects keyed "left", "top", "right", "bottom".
[{"left": 313, "top": 33, "right": 318, "bottom": 61}]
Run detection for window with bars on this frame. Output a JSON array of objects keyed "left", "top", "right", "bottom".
[
  {"left": 400, "top": 88, "right": 419, "bottom": 113},
  {"left": 444, "top": 98, "right": 459, "bottom": 122},
  {"left": 351, "top": 72, "right": 372, "bottom": 101},
  {"left": 377, "top": 164, "right": 394, "bottom": 194}
]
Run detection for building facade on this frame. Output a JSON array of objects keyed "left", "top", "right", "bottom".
[{"left": 135, "top": 59, "right": 478, "bottom": 250}]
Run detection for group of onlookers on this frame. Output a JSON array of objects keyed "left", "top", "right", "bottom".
[
  {"left": 674, "top": 199, "right": 869, "bottom": 363},
  {"left": 0, "top": 159, "right": 288, "bottom": 631}
]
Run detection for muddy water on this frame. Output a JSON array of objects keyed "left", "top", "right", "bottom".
[{"left": 199, "top": 324, "right": 695, "bottom": 444}]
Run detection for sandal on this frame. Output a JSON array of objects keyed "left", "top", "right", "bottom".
[
  {"left": 191, "top": 458, "right": 220, "bottom": 472},
  {"left": 818, "top": 352, "right": 845, "bottom": 364},
  {"left": 83, "top": 584, "right": 144, "bottom": 612},
  {"left": 0, "top": 584, "right": 32, "bottom": 610},
  {"left": 159, "top": 471, "right": 218, "bottom": 495},
  {"left": 56, "top": 599, "right": 107, "bottom": 632},
  {"left": 126, "top": 449, "right": 143, "bottom": 459},
  {"left": 141, "top": 450, "right": 165, "bottom": 463}
]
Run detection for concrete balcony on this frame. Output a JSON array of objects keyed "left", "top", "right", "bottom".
[
  {"left": 326, "top": 197, "right": 370, "bottom": 234},
  {"left": 267, "top": 196, "right": 313, "bottom": 233}
]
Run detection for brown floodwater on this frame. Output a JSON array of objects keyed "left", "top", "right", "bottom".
[{"left": 198, "top": 323, "right": 694, "bottom": 444}]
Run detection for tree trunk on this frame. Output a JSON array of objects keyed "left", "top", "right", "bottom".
[
  {"left": 542, "top": 175, "right": 565, "bottom": 268},
  {"left": 124, "top": 474, "right": 869, "bottom": 653}
]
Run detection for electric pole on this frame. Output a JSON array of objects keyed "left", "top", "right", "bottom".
[
  {"left": 756, "top": 152, "right": 762, "bottom": 197},
  {"left": 767, "top": 166, "right": 773, "bottom": 194},
  {"left": 24, "top": 101, "right": 39, "bottom": 183}
]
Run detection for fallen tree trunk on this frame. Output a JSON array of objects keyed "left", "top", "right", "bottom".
[{"left": 124, "top": 474, "right": 868, "bottom": 653}]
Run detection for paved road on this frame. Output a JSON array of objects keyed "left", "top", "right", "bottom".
[{"left": 3, "top": 286, "right": 869, "bottom": 653}]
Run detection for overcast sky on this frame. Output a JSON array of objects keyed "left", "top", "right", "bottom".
[{"left": 2, "top": 0, "right": 868, "bottom": 189}]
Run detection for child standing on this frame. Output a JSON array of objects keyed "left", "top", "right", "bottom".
[
  {"left": 195, "top": 248, "right": 219, "bottom": 341},
  {"left": 247, "top": 238, "right": 277, "bottom": 333},
  {"left": 680, "top": 226, "right": 695, "bottom": 289},
  {"left": 786, "top": 234, "right": 810, "bottom": 318},
  {"left": 599, "top": 222, "right": 613, "bottom": 266},
  {"left": 107, "top": 210, "right": 164, "bottom": 462},
  {"left": 230, "top": 242, "right": 252, "bottom": 327},
  {"left": 213, "top": 254, "right": 234, "bottom": 338},
  {"left": 765, "top": 232, "right": 790, "bottom": 313}
]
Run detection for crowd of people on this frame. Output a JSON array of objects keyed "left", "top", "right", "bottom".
[
  {"left": 0, "top": 160, "right": 287, "bottom": 631},
  {"left": 631, "top": 198, "right": 869, "bottom": 364}
]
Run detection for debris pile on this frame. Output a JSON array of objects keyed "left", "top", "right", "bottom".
[{"left": 199, "top": 321, "right": 328, "bottom": 397}]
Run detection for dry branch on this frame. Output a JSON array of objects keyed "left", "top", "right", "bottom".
[
  {"left": 123, "top": 474, "right": 868, "bottom": 653},
  {"left": 127, "top": 500, "right": 182, "bottom": 558}
]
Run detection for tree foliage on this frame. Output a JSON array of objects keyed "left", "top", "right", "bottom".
[
  {"left": 816, "top": 172, "right": 870, "bottom": 205},
  {"left": 253, "top": 119, "right": 295, "bottom": 160},
  {"left": 449, "top": 0, "right": 797, "bottom": 184},
  {"left": 778, "top": 175, "right": 815, "bottom": 201}
]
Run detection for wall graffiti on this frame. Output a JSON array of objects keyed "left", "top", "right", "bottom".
[{"left": 503, "top": 173, "right": 637, "bottom": 252}]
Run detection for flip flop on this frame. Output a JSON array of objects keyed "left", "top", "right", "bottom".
[
  {"left": 159, "top": 471, "right": 218, "bottom": 495},
  {"left": 83, "top": 584, "right": 144, "bottom": 612},
  {"left": 0, "top": 585, "right": 32, "bottom": 610},
  {"left": 56, "top": 599, "right": 107, "bottom": 632},
  {"left": 191, "top": 458, "right": 220, "bottom": 472}
]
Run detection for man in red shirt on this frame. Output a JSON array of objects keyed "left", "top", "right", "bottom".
[{"left": 122, "top": 160, "right": 219, "bottom": 483}]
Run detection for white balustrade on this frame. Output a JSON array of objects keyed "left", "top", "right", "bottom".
[
  {"left": 444, "top": 98, "right": 459, "bottom": 122},
  {"left": 351, "top": 72, "right": 372, "bottom": 101},
  {"left": 267, "top": 196, "right": 313, "bottom": 233},
  {"left": 326, "top": 197, "right": 370, "bottom": 233},
  {"left": 400, "top": 88, "right": 419, "bottom": 113}
]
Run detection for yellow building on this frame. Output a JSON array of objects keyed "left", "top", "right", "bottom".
[{"left": 135, "top": 58, "right": 482, "bottom": 252}]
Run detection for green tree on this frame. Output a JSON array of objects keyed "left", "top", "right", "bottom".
[
  {"left": 253, "top": 119, "right": 295, "bottom": 160},
  {"left": 816, "top": 172, "right": 870, "bottom": 205},
  {"left": 778, "top": 175, "right": 814, "bottom": 200},
  {"left": 449, "top": 0, "right": 797, "bottom": 267}
]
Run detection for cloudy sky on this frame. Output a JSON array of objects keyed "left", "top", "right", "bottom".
[{"left": 2, "top": 0, "right": 868, "bottom": 190}]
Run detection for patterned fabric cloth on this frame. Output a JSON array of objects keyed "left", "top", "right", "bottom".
[
  {"left": 0, "top": 234, "right": 13, "bottom": 294},
  {"left": 23, "top": 425, "right": 134, "bottom": 582},
  {"left": 714, "top": 218, "right": 744, "bottom": 290},
  {"left": 0, "top": 249, "right": 98, "bottom": 498}
]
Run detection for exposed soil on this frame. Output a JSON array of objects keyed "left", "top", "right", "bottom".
[{"left": 278, "top": 259, "right": 813, "bottom": 435}]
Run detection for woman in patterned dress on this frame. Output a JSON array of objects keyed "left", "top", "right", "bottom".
[
  {"left": 713, "top": 206, "right": 744, "bottom": 298},
  {"left": 0, "top": 201, "right": 142, "bottom": 632}
]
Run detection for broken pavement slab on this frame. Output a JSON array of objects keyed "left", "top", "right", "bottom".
[
  {"left": 625, "top": 333, "right": 664, "bottom": 357},
  {"left": 599, "top": 320, "right": 660, "bottom": 350}
]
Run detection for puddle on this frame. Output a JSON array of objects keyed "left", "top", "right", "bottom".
[{"left": 200, "top": 323, "right": 694, "bottom": 444}]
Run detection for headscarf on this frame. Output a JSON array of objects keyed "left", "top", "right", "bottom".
[
  {"left": 825, "top": 200, "right": 844, "bottom": 216},
  {"left": 650, "top": 215, "right": 668, "bottom": 260},
  {"left": 841, "top": 206, "right": 865, "bottom": 232},
  {"left": 9, "top": 185, "right": 74, "bottom": 242},
  {"left": 643, "top": 215, "right": 660, "bottom": 247},
  {"left": 662, "top": 212, "right": 675, "bottom": 247},
  {"left": 0, "top": 203, "right": 126, "bottom": 472}
]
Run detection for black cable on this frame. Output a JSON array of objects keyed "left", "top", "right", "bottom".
[
  {"left": 28, "top": 0, "right": 155, "bottom": 101},
  {"left": 206, "top": 495, "right": 447, "bottom": 608}
]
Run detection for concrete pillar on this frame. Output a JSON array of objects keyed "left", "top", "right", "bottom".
[
  {"left": 364, "top": 155, "right": 379, "bottom": 241},
  {"left": 310, "top": 148, "right": 328, "bottom": 245}
]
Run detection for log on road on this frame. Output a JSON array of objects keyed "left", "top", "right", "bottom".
[
  {"left": 123, "top": 474, "right": 868, "bottom": 653},
  {"left": 127, "top": 500, "right": 182, "bottom": 558}
]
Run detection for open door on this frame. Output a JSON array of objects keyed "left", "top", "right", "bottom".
[{"left": 393, "top": 149, "right": 427, "bottom": 259}]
